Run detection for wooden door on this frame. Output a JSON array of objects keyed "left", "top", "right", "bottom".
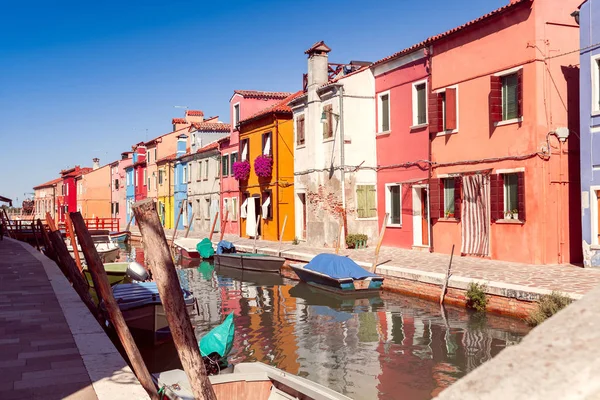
[
  {"left": 299, "top": 193, "right": 307, "bottom": 239},
  {"left": 421, "top": 188, "right": 429, "bottom": 246}
]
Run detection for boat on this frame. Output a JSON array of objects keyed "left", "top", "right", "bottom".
[
  {"left": 173, "top": 238, "right": 214, "bottom": 259},
  {"left": 289, "top": 282, "right": 384, "bottom": 312},
  {"left": 83, "top": 261, "right": 148, "bottom": 287},
  {"left": 66, "top": 232, "right": 120, "bottom": 263},
  {"left": 105, "top": 282, "right": 194, "bottom": 337},
  {"left": 215, "top": 264, "right": 285, "bottom": 286},
  {"left": 213, "top": 240, "right": 285, "bottom": 273},
  {"left": 289, "top": 253, "right": 384, "bottom": 295},
  {"left": 110, "top": 230, "right": 131, "bottom": 243},
  {"left": 154, "top": 362, "right": 352, "bottom": 400}
]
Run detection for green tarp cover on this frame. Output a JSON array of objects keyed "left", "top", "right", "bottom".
[
  {"left": 196, "top": 238, "right": 215, "bottom": 259},
  {"left": 199, "top": 313, "right": 235, "bottom": 358}
]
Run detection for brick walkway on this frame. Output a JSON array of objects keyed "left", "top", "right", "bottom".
[
  {"left": 0, "top": 238, "right": 97, "bottom": 399},
  {"left": 142, "top": 227, "right": 600, "bottom": 297}
]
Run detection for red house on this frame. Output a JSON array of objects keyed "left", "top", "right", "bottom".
[
  {"left": 371, "top": 46, "right": 431, "bottom": 249},
  {"left": 133, "top": 143, "right": 147, "bottom": 202},
  {"left": 57, "top": 165, "right": 91, "bottom": 223}
]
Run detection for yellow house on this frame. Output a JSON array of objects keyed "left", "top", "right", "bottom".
[
  {"left": 238, "top": 91, "right": 302, "bottom": 241},
  {"left": 156, "top": 154, "right": 176, "bottom": 229}
]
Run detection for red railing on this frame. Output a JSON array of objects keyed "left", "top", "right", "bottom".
[{"left": 83, "top": 217, "right": 120, "bottom": 231}]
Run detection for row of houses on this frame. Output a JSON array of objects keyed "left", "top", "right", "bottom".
[{"left": 34, "top": 0, "right": 600, "bottom": 267}]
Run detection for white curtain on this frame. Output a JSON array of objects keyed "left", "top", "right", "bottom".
[
  {"left": 240, "top": 198, "right": 248, "bottom": 218},
  {"left": 263, "top": 134, "right": 271, "bottom": 155},
  {"left": 262, "top": 195, "right": 271, "bottom": 219},
  {"left": 241, "top": 141, "right": 248, "bottom": 160},
  {"left": 245, "top": 199, "right": 256, "bottom": 237}
]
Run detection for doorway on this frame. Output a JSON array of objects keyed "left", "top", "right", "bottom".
[
  {"left": 253, "top": 197, "right": 261, "bottom": 237},
  {"left": 412, "top": 185, "right": 430, "bottom": 247},
  {"left": 297, "top": 192, "right": 307, "bottom": 240}
]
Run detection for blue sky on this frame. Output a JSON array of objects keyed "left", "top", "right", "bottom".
[{"left": 0, "top": 0, "right": 507, "bottom": 205}]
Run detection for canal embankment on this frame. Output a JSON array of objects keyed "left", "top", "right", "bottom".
[
  {"left": 132, "top": 228, "right": 600, "bottom": 319},
  {"left": 0, "top": 237, "right": 148, "bottom": 400}
]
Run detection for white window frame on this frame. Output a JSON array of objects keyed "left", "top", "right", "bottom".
[
  {"left": 502, "top": 173, "right": 519, "bottom": 216},
  {"left": 223, "top": 198, "right": 230, "bottom": 219},
  {"left": 592, "top": 54, "right": 600, "bottom": 115},
  {"left": 233, "top": 102, "right": 241, "bottom": 127},
  {"left": 203, "top": 159, "right": 209, "bottom": 180},
  {"left": 231, "top": 196, "right": 238, "bottom": 221},
  {"left": 385, "top": 183, "right": 402, "bottom": 227},
  {"left": 143, "top": 169, "right": 147, "bottom": 186},
  {"left": 230, "top": 151, "right": 238, "bottom": 167},
  {"left": 322, "top": 101, "right": 335, "bottom": 142},
  {"left": 222, "top": 153, "right": 229, "bottom": 176},
  {"left": 262, "top": 132, "right": 272, "bottom": 155},
  {"left": 493, "top": 66, "right": 524, "bottom": 127},
  {"left": 411, "top": 79, "right": 428, "bottom": 128},
  {"left": 197, "top": 160, "right": 202, "bottom": 181},
  {"left": 183, "top": 166, "right": 188, "bottom": 184},
  {"left": 377, "top": 90, "right": 391, "bottom": 134},
  {"left": 205, "top": 198, "right": 211, "bottom": 220},
  {"left": 355, "top": 183, "right": 378, "bottom": 220}
]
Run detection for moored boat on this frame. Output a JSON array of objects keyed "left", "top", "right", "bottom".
[
  {"left": 173, "top": 237, "right": 214, "bottom": 259},
  {"left": 110, "top": 230, "right": 131, "bottom": 243},
  {"left": 213, "top": 240, "right": 284, "bottom": 273},
  {"left": 82, "top": 261, "right": 148, "bottom": 287},
  {"left": 67, "top": 232, "right": 120, "bottom": 262},
  {"left": 290, "top": 253, "right": 384, "bottom": 295}
]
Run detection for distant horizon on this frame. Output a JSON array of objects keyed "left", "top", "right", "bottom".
[{"left": 0, "top": 0, "right": 509, "bottom": 204}]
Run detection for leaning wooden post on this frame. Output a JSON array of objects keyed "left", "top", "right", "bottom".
[
  {"left": 277, "top": 215, "right": 288, "bottom": 257},
  {"left": 133, "top": 199, "right": 217, "bottom": 400},
  {"left": 2, "top": 209, "right": 14, "bottom": 238},
  {"left": 125, "top": 213, "right": 134, "bottom": 232},
  {"left": 172, "top": 201, "right": 185, "bottom": 244},
  {"left": 208, "top": 211, "right": 219, "bottom": 241},
  {"left": 70, "top": 212, "right": 159, "bottom": 400},
  {"left": 335, "top": 220, "right": 343, "bottom": 255},
  {"left": 45, "top": 212, "right": 58, "bottom": 232},
  {"left": 38, "top": 219, "right": 57, "bottom": 263},
  {"left": 370, "top": 213, "right": 389, "bottom": 273},
  {"left": 65, "top": 213, "right": 83, "bottom": 272},
  {"left": 219, "top": 209, "right": 229, "bottom": 242},
  {"left": 184, "top": 212, "right": 195, "bottom": 238},
  {"left": 440, "top": 244, "right": 455, "bottom": 305},
  {"left": 31, "top": 222, "right": 41, "bottom": 251}
]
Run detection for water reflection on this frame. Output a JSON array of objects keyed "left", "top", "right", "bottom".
[{"left": 127, "top": 243, "right": 529, "bottom": 400}]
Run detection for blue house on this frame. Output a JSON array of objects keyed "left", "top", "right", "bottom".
[
  {"left": 174, "top": 134, "right": 191, "bottom": 231},
  {"left": 125, "top": 164, "right": 135, "bottom": 226},
  {"left": 579, "top": 0, "right": 600, "bottom": 266}
]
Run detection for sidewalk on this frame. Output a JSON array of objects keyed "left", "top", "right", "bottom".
[
  {"left": 0, "top": 238, "right": 148, "bottom": 400},
  {"left": 137, "top": 227, "right": 600, "bottom": 299}
]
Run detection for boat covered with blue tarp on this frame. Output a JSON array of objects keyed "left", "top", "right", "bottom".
[{"left": 304, "top": 254, "right": 378, "bottom": 279}]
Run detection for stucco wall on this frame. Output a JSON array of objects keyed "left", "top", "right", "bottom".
[{"left": 78, "top": 165, "right": 111, "bottom": 219}]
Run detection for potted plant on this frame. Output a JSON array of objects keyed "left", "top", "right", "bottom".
[
  {"left": 504, "top": 211, "right": 512, "bottom": 220},
  {"left": 254, "top": 155, "right": 273, "bottom": 178},
  {"left": 346, "top": 234, "right": 368, "bottom": 249},
  {"left": 512, "top": 209, "right": 519, "bottom": 220},
  {"left": 445, "top": 209, "right": 455, "bottom": 219},
  {"left": 232, "top": 160, "right": 250, "bottom": 181}
]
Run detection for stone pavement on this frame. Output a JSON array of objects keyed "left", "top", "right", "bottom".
[
  {"left": 136, "top": 227, "right": 600, "bottom": 298},
  {"left": 0, "top": 238, "right": 148, "bottom": 400}
]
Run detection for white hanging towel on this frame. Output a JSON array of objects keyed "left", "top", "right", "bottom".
[
  {"left": 263, "top": 134, "right": 271, "bottom": 155},
  {"left": 245, "top": 199, "right": 256, "bottom": 237},
  {"left": 240, "top": 198, "right": 248, "bottom": 219},
  {"left": 262, "top": 195, "right": 271, "bottom": 219},
  {"left": 241, "top": 141, "right": 248, "bottom": 160}
]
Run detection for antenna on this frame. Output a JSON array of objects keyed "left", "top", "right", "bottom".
[{"left": 174, "top": 105, "right": 189, "bottom": 109}]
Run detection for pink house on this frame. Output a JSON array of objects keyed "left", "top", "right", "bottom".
[
  {"left": 371, "top": 47, "right": 431, "bottom": 249},
  {"left": 110, "top": 152, "right": 133, "bottom": 230},
  {"left": 221, "top": 90, "right": 292, "bottom": 235}
]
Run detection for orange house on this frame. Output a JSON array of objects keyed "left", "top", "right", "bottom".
[{"left": 238, "top": 92, "right": 302, "bottom": 241}]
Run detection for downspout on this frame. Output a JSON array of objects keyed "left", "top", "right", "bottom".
[
  {"left": 338, "top": 85, "right": 348, "bottom": 241},
  {"left": 274, "top": 115, "right": 281, "bottom": 242},
  {"left": 426, "top": 46, "right": 434, "bottom": 253}
]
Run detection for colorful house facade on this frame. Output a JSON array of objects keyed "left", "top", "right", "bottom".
[
  {"left": 238, "top": 91, "right": 301, "bottom": 241},
  {"left": 222, "top": 90, "right": 292, "bottom": 236},
  {"left": 57, "top": 165, "right": 91, "bottom": 223},
  {"left": 110, "top": 152, "right": 132, "bottom": 230},
  {"left": 125, "top": 164, "right": 135, "bottom": 227},
  {"left": 428, "top": 0, "right": 581, "bottom": 264},
  {"left": 371, "top": 46, "right": 431, "bottom": 249},
  {"left": 174, "top": 134, "right": 191, "bottom": 230},
  {"left": 156, "top": 153, "right": 176, "bottom": 229},
  {"left": 578, "top": 0, "right": 600, "bottom": 266},
  {"left": 290, "top": 42, "right": 378, "bottom": 247},
  {"left": 76, "top": 158, "right": 111, "bottom": 219},
  {"left": 33, "top": 177, "right": 61, "bottom": 221},
  {"left": 133, "top": 143, "right": 147, "bottom": 202}
]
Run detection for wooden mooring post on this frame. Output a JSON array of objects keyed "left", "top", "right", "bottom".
[
  {"left": 278, "top": 215, "right": 288, "bottom": 257},
  {"left": 253, "top": 214, "right": 260, "bottom": 254},
  {"left": 65, "top": 213, "right": 83, "bottom": 272},
  {"left": 335, "top": 220, "right": 343, "bottom": 255},
  {"left": 219, "top": 209, "right": 229, "bottom": 242},
  {"left": 371, "top": 213, "right": 389, "bottom": 273},
  {"left": 37, "top": 219, "right": 57, "bottom": 263},
  {"left": 30, "top": 222, "right": 41, "bottom": 251},
  {"left": 208, "top": 211, "right": 219, "bottom": 242},
  {"left": 439, "top": 244, "right": 455, "bottom": 305},
  {"left": 70, "top": 212, "right": 159, "bottom": 400},
  {"left": 184, "top": 212, "right": 195, "bottom": 238},
  {"left": 133, "top": 199, "right": 217, "bottom": 400}
]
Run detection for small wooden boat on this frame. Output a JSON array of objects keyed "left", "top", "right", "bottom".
[
  {"left": 106, "top": 282, "right": 194, "bottom": 336},
  {"left": 173, "top": 238, "right": 202, "bottom": 259},
  {"left": 110, "top": 230, "right": 131, "bottom": 243},
  {"left": 67, "top": 232, "right": 120, "bottom": 263},
  {"left": 154, "top": 362, "right": 352, "bottom": 400},
  {"left": 290, "top": 254, "right": 384, "bottom": 296},
  {"left": 83, "top": 261, "right": 148, "bottom": 287},
  {"left": 214, "top": 253, "right": 285, "bottom": 273},
  {"left": 215, "top": 265, "right": 285, "bottom": 286}
]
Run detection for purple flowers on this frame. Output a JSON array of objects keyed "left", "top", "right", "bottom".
[
  {"left": 254, "top": 155, "right": 273, "bottom": 178},
  {"left": 232, "top": 160, "right": 250, "bottom": 181}
]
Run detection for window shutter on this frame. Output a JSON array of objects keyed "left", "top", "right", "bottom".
[
  {"left": 381, "top": 95, "right": 390, "bottom": 132},
  {"left": 327, "top": 105, "right": 333, "bottom": 138},
  {"left": 429, "top": 178, "right": 442, "bottom": 219},
  {"left": 297, "top": 115, "right": 305, "bottom": 145},
  {"left": 490, "top": 76, "right": 502, "bottom": 123},
  {"left": 489, "top": 174, "right": 504, "bottom": 221},
  {"left": 454, "top": 176, "right": 462, "bottom": 220},
  {"left": 517, "top": 69, "right": 523, "bottom": 118},
  {"left": 445, "top": 88, "right": 457, "bottom": 131},
  {"left": 356, "top": 186, "right": 366, "bottom": 218},
  {"left": 367, "top": 186, "right": 377, "bottom": 218},
  {"left": 517, "top": 171, "right": 525, "bottom": 221},
  {"left": 428, "top": 92, "right": 443, "bottom": 134}
]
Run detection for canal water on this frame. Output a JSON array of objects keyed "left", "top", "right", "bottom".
[{"left": 121, "top": 243, "right": 531, "bottom": 400}]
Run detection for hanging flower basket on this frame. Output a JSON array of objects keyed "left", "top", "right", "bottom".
[
  {"left": 254, "top": 155, "right": 273, "bottom": 178},
  {"left": 232, "top": 160, "right": 250, "bottom": 181}
]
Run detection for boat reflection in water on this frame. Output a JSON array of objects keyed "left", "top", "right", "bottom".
[{"left": 128, "top": 244, "right": 530, "bottom": 400}]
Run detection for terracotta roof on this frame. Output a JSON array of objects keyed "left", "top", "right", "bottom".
[
  {"left": 240, "top": 91, "right": 304, "bottom": 125},
  {"left": 233, "top": 90, "right": 293, "bottom": 100},
  {"left": 156, "top": 153, "right": 177, "bottom": 163},
  {"left": 189, "top": 122, "right": 231, "bottom": 133},
  {"left": 33, "top": 177, "right": 62, "bottom": 190},
  {"left": 304, "top": 40, "right": 331, "bottom": 55},
  {"left": 186, "top": 110, "right": 204, "bottom": 116},
  {"left": 145, "top": 125, "right": 190, "bottom": 146},
  {"left": 172, "top": 118, "right": 186, "bottom": 124},
  {"left": 196, "top": 141, "right": 220, "bottom": 154},
  {"left": 321, "top": 65, "right": 370, "bottom": 88},
  {"left": 371, "top": 0, "right": 532, "bottom": 67}
]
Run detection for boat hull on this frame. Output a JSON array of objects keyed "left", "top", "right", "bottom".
[
  {"left": 290, "top": 264, "right": 384, "bottom": 295},
  {"left": 110, "top": 231, "right": 131, "bottom": 243},
  {"left": 214, "top": 253, "right": 285, "bottom": 273},
  {"left": 69, "top": 246, "right": 120, "bottom": 263}
]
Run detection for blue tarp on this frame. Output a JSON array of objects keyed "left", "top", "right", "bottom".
[
  {"left": 216, "top": 240, "right": 236, "bottom": 255},
  {"left": 304, "top": 253, "right": 377, "bottom": 280}
]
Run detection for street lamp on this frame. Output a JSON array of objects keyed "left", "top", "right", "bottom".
[{"left": 571, "top": 10, "right": 579, "bottom": 25}]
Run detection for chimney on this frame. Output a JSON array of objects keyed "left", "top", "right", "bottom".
[
  {"left": 177, "top": 134, "right": 188, "bottom": 157},
  {"left": 92, "top": 158, "right": 100, "bottom": 170},
  {"left": 185, "top": 110, "right": 204, "bottom": 124},
  {"left": 305, "top": 41, "right": 331, "bottom": 89}
]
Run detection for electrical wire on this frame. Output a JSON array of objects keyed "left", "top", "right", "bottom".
[{"left": 544, "top": 41, "right": 600, "bottom": 60}]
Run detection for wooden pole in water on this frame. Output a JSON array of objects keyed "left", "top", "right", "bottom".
[
  {"left": 172, "top": 201, "right": 184, "bottom": 244},
  {"left": 70, "top": 211, "right": 159, "bottom": 400},
  {"left": 253, "top": 214, "right": 260, "bottom": 254},
  {"left": 132, "top": 199, "right": 217, "bottom": 400},
  {"left": 219, "top": 209, "right": 229, "bottom": 242},
  {"left": 65, "top": 213, "right": 83, "bottom": 272},
  {"left": 439, "top": 244, "right": 455, "bottom": 305},
  {"left": 38, "top": 219, "right": 57, "bottom": 263},
  {"left": 125, "top": 213, "right": 134, "bottom": 232},
  {"left": 31, "top": 222, "right": 41, "bottom": 251},
  {"left": 370, "top": 213, "right": 389, "bottom": 273},
  {"left": 208, "top": 211, "right": 219, "bottom": 242},
  {"left": 2, "top": 209, "right": 14, "bottom": 238},
  {"left": 45, "top": 212, "right": 58, "bottom": 232},
  {"left": 184, "top": 212, "right": 195, "bottom": 238},
  {"left": 278, "top": 215, "right": 288, "bottom": 257}
]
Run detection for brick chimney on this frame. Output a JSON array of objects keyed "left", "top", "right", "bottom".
[
  {"left": 306, "top": 41, "right": 331, "bottom": 89},
  {"left": 92, "top": 158, "right": 100, "bottom": 170},
  {"left": 185, "top": 110, "right": 204, "bottom": 124}
]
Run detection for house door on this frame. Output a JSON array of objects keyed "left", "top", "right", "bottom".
[
  {"left": 254, "top": 197, "right": 261, "bottom": 237},
  {"left": 421, "top": 189, "right": 429, "bottom": 246},
  {"left": 297, "top": 193, "right": 307, "bottom": 240},
  {"left": 412, "top": 186, "right": 430, "bottom": 247}
]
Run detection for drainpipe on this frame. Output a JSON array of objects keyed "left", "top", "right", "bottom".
[
  {"left": 275, "top": 115, "right": 281, "bottom": 242},
  {"left": 337, "top": 85, "right": 348, "bottom": 241},
  {"left": 426, "top": 47, "right": 434, "bottom": 253}
]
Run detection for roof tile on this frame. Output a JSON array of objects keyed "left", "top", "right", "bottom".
[
  {"left": 33, "top": 177, "right": 62, "bottom": 190},
  {"left": 240, "top": 91, "right": 304, "bottom": 125},
  {"left": 189, "top": 122, "right": 231, "bottom": 133},
  {"left": 233, "top": 90, "right": 293, "bottom": 100}
]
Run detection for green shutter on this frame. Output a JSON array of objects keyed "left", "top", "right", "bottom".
[
  {"left": 367, "top": 185, "right": 376, "bottom": 218},
  {"left": 390, "top": 185, "right": 401, "bottom": 224},
  {"left": 502, "top": 74, "right": 518, "bottom": 120},
  {"left": 381, "top": 95, "right": 390, "bottom": 132},
  {"left": 356, "top": 186, "right": 366, "bottom": 218}
]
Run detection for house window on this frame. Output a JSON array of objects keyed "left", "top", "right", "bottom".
[
  {"left": 356, "top": 185, "right": 376, "bottom": 218},
  {"left": 503, "top": 173, "right": 519, "bottom": 216},
  {"left": 158, "top": 170, "right": 163, "bottom": 185},
  {"left": 322, "top": 104, "right": 333, "bottom": 139},
  {"left": 443, "top": 178, "right": 455, "bottom": 216},
  {"left": 262, "top": 190, "right": 272, "bottom": 220},
  {"left": 189, "top": 163, "right": 194, "bottom": 183},
  {"left": 592, "top": 56, "right": 600, "bottom": 113},
  {"left": 182, "top": 166, "right": 187, "bottom": 184},
  {"left": 115, "top": 202, "right": 119, "bottom": 215},
  {"left": 262, "top": 131, "right": 272, "bottom": 156},
  {"left": 385, "top": 184, "right": 401, "bottom": 225},
  {"left": 223, "top": 198, "right": 229, "bottom": 219},
  {"left": 241, "top": 139, "right": 249, "bottom": 161},
  {"left": 378, "top": 92, "right": 390, "bottom": 133},
  {"left": 153, "top": 148, "right": 157, "bottom": 164},
  {"left": 296, "top": 115, "right": 305, "bottom": 146},
  {"left": 233, "top": 103, "right": 240, "bottom": 127},
  {"left": 205, "top": 198, "right": 210, "bottom": 220},
  {"left": 222, "top": 154, "right": 230, "bottom": 176},
  {"left": 197, "top": 161, "right": 202, "bottom": 181},
  {"left": 231, "top": 197, "right": 238, "bottom": 221},
  {"left": 230, "top": 152, "right": 238, "bottom": 167},
  {"left": 413, "top": 81, "right": 427, "bottom": 126},
  {"left": 126, "top": 173, "right": 130, "bottom": 186},
  {"left": 143, "top": 170, "right": 147, "bottom": 186},
  {"left": 114, "top": 179, "right": 119, "bottom": 189},
  {"left": 148, "top": 176, "right": 151, "bottom": 190},
  {"left": 502, "top": 73, "right": 519, "bottom": 121},
  {"left": 216, "top": 157, "right": 221, "bottom": 178},
  {"left": 204, "top": 160, "right": 209, "bottom": 180}
]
